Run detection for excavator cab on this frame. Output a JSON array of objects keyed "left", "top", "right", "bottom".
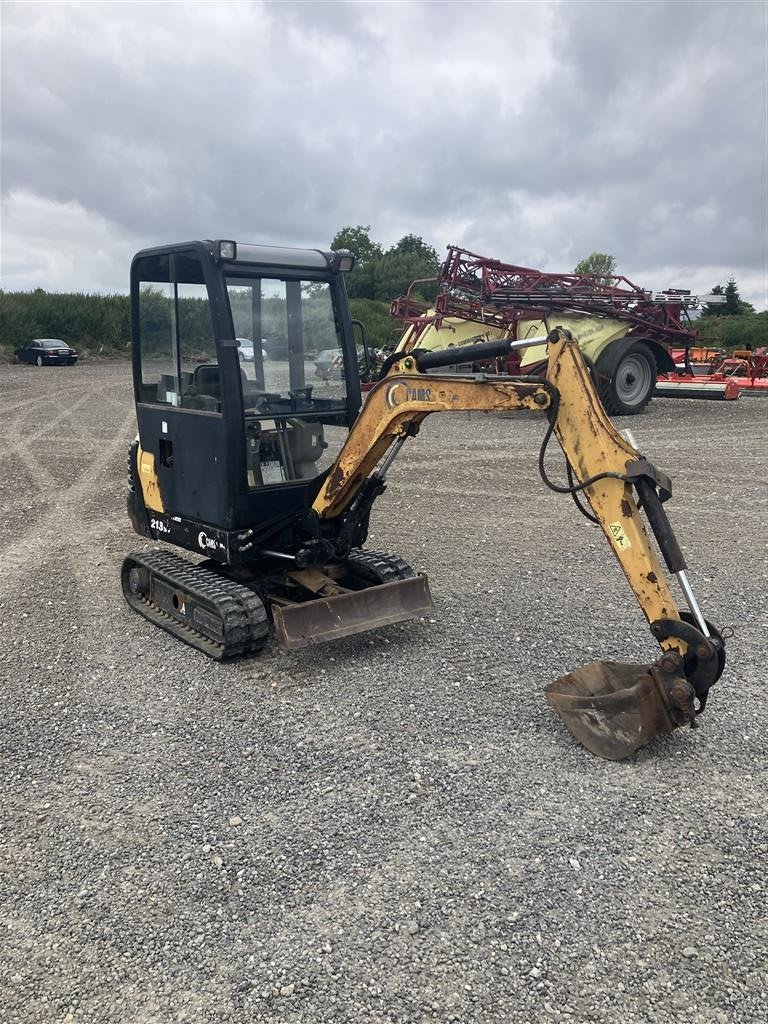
[
  {"left": 126, "top": 239, "right": 434, "bottom": 658},
  {"left": 129, "top": 240, "right": 362, "bottom": 559}
]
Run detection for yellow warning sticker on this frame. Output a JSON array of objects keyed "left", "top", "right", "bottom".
[{"left": 609, "top": 521, "right": 632, "bottom": 550}]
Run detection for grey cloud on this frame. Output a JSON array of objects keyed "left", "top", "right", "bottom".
[{"left": 1, "top": 0, "right": 765, "bottom": 306}]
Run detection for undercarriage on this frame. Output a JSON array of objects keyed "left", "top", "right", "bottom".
[{"left": 121, "top": 547, "right": 432, "bottom": 659}]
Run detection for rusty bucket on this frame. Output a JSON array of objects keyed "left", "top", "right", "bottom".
[{"left": 545, "top": 660, "right": 681, "bottom": 760}]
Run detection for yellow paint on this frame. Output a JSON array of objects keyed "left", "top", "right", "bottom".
[
  {"left": 137, "top": 445, "right": 164, "bottom": 512},
  {"left": 545, "top": 334, "right": 682, "bottom": 645},
  {"left": 314, "top": 329, "right": 685, "bottom": 656},
  {"left": 312, "top": 373, "right": 551, "bottom": 518}
]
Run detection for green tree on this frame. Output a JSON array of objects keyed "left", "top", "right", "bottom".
[
  {"left": 724, "top": 278, "right": 741, "bottom": 315},
  {"left": 0, "top": 288, "right": 132, "bottom": 357},
  {"left": 373, "top": 235, "right": 440, "bottom": 303},
  {"left": 694, "top": 310, "right": 767, "bottom": 349},
  {"left": 330, "top": 225, "right": 383, "bottom": 299},
  {"left": 702, "top": 278, "right": 755, "bottom": 318},
  {"left": 348, "top": 298, "right": 401, "bottom": 350},
  {"left": 574, "top": 252, "right": 617, "bottom": 277},
  {"left": 723, "top": 277, "right": 755, "bottom": 315},
  {"left": 387, "top": 234, "right": 440, "bottom": 265},
  {"left": 330, "top": 227, "right": 441, "bottom": 303}
]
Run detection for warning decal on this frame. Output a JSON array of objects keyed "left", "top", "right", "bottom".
[{"left": 609, "top": 522, "right": 632, "bottom": 550}]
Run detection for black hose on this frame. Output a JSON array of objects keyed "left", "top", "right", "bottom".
[
  {"left": 536, "top": 381, "right": 627, "bottom": 499},
  {"left": 567, "top": 462, "right": 601, "bottom": 525}
]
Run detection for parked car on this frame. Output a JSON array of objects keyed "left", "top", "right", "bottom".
[
  {"left": 236, "top": 338, "right": 269, "bottom": 362},
  {"left": 314, "top": 347, "right": 347, "bottom": 379},
  {"left": 314, "top": 345, "right": 385, "bottom": 381},
  {"left": 15, "top": 339, "right": 78, "bottom": 366}
]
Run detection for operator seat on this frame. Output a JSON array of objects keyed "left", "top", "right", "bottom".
[
  {"left": 179, "top": 363, "right": 250, "bottom": 411},
  {"left": 194, "top": 364, "right": 225, "bottom": 399}
]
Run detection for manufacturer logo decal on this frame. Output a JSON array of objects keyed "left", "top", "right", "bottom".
[
  {"left": 385, "top": 382, "right": 433, "bottom": 409},
  {"left": 197, "top": 531, "right": 218, "bottom": 551}
]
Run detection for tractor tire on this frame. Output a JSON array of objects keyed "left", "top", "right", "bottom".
[{"left": 599, "top": 343, "right": 656, "bottom": 416}]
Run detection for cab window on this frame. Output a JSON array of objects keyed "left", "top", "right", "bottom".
[
  {"left": 135, "top": 253, "right": 218, "bottom": 409},
  {"left": 225, "top": 276, "right": 350, "bottom": 487}
]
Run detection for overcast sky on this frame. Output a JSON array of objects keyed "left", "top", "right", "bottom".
[{"left": 2, "top": 0, "right": 766, "bottom": 307}]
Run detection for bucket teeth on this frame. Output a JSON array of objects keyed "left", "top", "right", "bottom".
[{"left": 545, "top": 660, "right": 682, "bottom": 760}]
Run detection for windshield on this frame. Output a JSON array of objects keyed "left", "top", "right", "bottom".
[
  {"left": 226, "top": 276, "right": 352, "bottom": 487},
  {"left": 226, "top": 277, "right": 348, "bottom": 412}
]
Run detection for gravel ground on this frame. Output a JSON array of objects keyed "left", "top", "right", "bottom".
[{"left": 1, "top": 361, "right": 766, "bottom": 1024}]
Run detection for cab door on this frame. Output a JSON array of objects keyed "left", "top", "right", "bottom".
[{"left": 131, "top": 249, "right": 234, "bottom": 527}]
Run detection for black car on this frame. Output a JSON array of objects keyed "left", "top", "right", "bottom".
[{"left": 15, "top": 339, "right": 78, "bottom": 366}]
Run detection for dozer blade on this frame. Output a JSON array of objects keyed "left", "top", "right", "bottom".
[
  {"left": 272, "top": 574, "right": 433, "bottom": 650},
  {"left": 545, "top": 660, "right": 680, "bottom": 760}
]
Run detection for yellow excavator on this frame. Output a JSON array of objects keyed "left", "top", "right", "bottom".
[{"left": 122, "top": 239, "right": 726, "bottom": 760}]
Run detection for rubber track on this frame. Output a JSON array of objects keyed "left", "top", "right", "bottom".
[
  {"left": 123, "top": 549, "right": 269, "bottom": 660},
  {"left": 345, "top": 548, "right": 416, "bottom": 583}
]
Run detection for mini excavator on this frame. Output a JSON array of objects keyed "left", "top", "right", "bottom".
[{"left": 122, "top": 239, "right": 726, "bottom": 760}]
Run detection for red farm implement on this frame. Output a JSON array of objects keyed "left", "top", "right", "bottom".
[{"left": 391, "top": 246, "right": 732, "bottom": 414}]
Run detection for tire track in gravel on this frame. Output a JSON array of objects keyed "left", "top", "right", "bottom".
[
  {"left": 40, "top": 379, "right": 130, "bottom": 446},
  {"left": 10, "top": 389, "right": 91, "bottom": 436},
  {"left": 0, "top": 394, "right": 61, "bottom": 417},
  {"left": 0, "top": 379, "right": 89, "bottom": 416},
  {"left": 0, "top": 408, "right": 137, "bottom": 596},
  {"left": 2, "top": 394, "right": 96, "bottom": 495}
]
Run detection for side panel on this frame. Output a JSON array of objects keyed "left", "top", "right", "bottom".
[
  {"left": 135, "top": 405, "right": 232, "bottom": 524},
  {"left": 520, "top": 317, "right": 630, "bottom": 368}
]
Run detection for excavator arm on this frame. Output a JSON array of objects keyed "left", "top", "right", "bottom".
[{"left": 312, "top": 329, "right": 725, "bottom": 758}]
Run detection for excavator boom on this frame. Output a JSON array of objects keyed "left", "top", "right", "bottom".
[{"left": 310, "top": 329, "right": 725, "bottom": 758}]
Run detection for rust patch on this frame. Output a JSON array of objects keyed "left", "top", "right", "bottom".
[
  {"left": 620, "top": 499, "right": 633, "bottom": 517},
  {"left": 647, "top": 572, "right": 658, "bottom": 583},
  {"left": 326, "top": 463, "right": 347, "bottom": 499}
]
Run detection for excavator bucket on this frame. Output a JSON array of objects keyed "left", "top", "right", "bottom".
[
  {"left": 272, "top": 575, "right": 434, "bottom": 650},
  {"left": 545, "top": 660, "right": 680, "bottom": 760}
]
